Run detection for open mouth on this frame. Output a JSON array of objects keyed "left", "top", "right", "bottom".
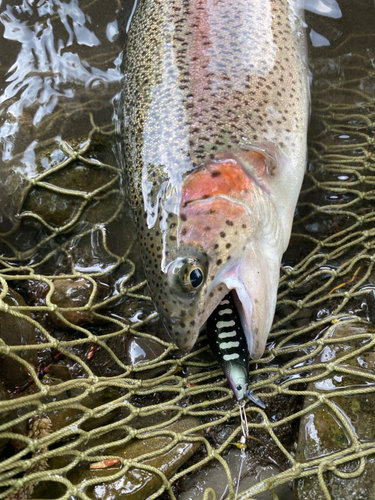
[
  {"left": 231, "top": 287, "right": 254, "bottom": 356},
  {"left": 205, "top": 290, "right": 265, "bottom": 407}
]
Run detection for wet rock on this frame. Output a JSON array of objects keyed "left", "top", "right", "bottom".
[
  {"left": 12, "top": 368, "right": 123, "bottom": 450},
  {"left": 49, "top": 277, "right": 94, "bottom": 327},
  {"left": 30, "top": 413, "right": 183, "bottom": 499},
  {"left": 0, "top": 129, "right": 126, "bottom": 265},
  {"left": 30, "top": 481, "right": 67, "bottom": 500},
  {"left": 69, "top": 232, "right": 121, "bottom": 275},
  {"left": 296, "top": 458, "right": 375, "bottom": 500},
  {"left": 128, "top": 410, "right": 178, "bottom": 431},
  {"left": 111, "top": 298, "right": 158, "bottom": 328},
  {"left": 110, "top": 294, "right": 163, "bottom": 334},
  {"left": 126, "top": 335, "right": 167, "bottom": 379},
  {"left": 295, "top": 323, "right": 375, "bottom": 499},
  {"left": 68, "top": 417, "right": 203, "bottom": 500},
  {"left": 43, "top": 384, "right": 124, "bottom": 434},
  {"left": 49, "top": 276, "right": 110, "bottom": 328},
  {"left": 179, "top": 448, "right": 293, "bottom": 500},
  {"left": 74, "top": 385, "right": 124, "bottom": 433},
  {"left": 24, "top": 185, "right": 83, "bottom": 228},
  {"left": 0, "top": 287, "right": 38, "bottom": 392},
  {"left": 16, "top": 136, "right": 120, "bottom": 230}
]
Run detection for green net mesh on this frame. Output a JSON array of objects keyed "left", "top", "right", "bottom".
[{"left": 0, "top": 22, "right": 375, "bottom": 500}]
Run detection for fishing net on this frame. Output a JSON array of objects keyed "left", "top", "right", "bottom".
[{"left": 1, "top": 21, "right": 375, "bottom": 500}]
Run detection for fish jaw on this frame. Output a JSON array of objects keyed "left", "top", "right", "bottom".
[
  {"left": 221, "top": 243, "right": 281, "bottom": 360},
  {"left": 166, "top": 233, "right": 281, "bottom": 358},
  {"left": 167, "top": 225, "right": 282, "bottom": 358},
  {"left": 160, "top": 271, "right": 230, "bottom": 352}
]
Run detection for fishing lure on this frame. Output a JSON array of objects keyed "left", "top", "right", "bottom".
[{"left": 207, "top": 293, "right": 265, "bottom": 408}]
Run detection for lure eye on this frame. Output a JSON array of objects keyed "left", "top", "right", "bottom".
[
  {"left": 236, "top": 384, "right": 243, "bottom": 392},
  {"left": 189, "top": 268, "right": 203, "bottom": 288}
]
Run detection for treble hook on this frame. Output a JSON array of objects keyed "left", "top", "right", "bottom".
[{"left": 246, "top": 389, "right": 266, "bottom": 409}]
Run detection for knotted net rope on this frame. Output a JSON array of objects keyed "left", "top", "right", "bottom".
[{"left": 0, "top": 35, "right": 374, "bottom": 500}]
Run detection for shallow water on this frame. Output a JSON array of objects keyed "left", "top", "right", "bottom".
[
  {"left": 0, "top": 0, "right": 124, "bottom": 161},
  {"left": 0, "top": 0, "right": 130, "bottom": 272},
  {"left": 0, "top": 0, "right": 372, "bottom": 269},
  {"left": 0, "top": 1, "right": 374, "bottom": 499}
]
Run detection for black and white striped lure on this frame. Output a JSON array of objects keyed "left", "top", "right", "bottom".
[{"left": 207, "top": 293, "right": 265, "bottom": 408}]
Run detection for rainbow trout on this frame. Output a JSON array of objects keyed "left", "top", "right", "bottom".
[{"left": 122, "top": 0, "right": 309, "bottom": 358}]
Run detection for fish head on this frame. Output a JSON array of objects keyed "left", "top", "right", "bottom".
[
  {"left": 149, "top": 150, "right": 285, "bottom": 359},
  {"left": 122, "top": 0, "right": 309, "bottom": 361}
]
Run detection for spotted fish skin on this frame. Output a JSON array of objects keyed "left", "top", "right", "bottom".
[
  {"left": 207, "top": 293, "right": 249, "bottom": 401},
  {"left": 122, "top": 0, "right": 309, "bottom": 357}
]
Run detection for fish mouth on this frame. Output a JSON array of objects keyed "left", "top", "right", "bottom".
[
  {"left": 203, "top": 283, "right": 265, "bottom": 360},
  {"left": 231, "top": 288, "right": 261, "bottom": 360},
  {"left": 206, "top": 240, "right": 280, "bottom": 360}
]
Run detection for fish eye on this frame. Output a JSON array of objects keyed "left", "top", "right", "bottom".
[
  {"left": 189, "top": 268, "right": 203, "bottom": 288},
  {"left": 168, "top": 257, "right": 206, "bottom": 294},
  {"left": 182, "top": 265, "right": 204, "bottom": 291},
  {"left": 236, "top": 384, "right": 243, "bottom": 391}
]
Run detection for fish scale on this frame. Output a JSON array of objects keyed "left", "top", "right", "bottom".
[{"left": 122, "top": 0, "right": 309, "bottom": 358}]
